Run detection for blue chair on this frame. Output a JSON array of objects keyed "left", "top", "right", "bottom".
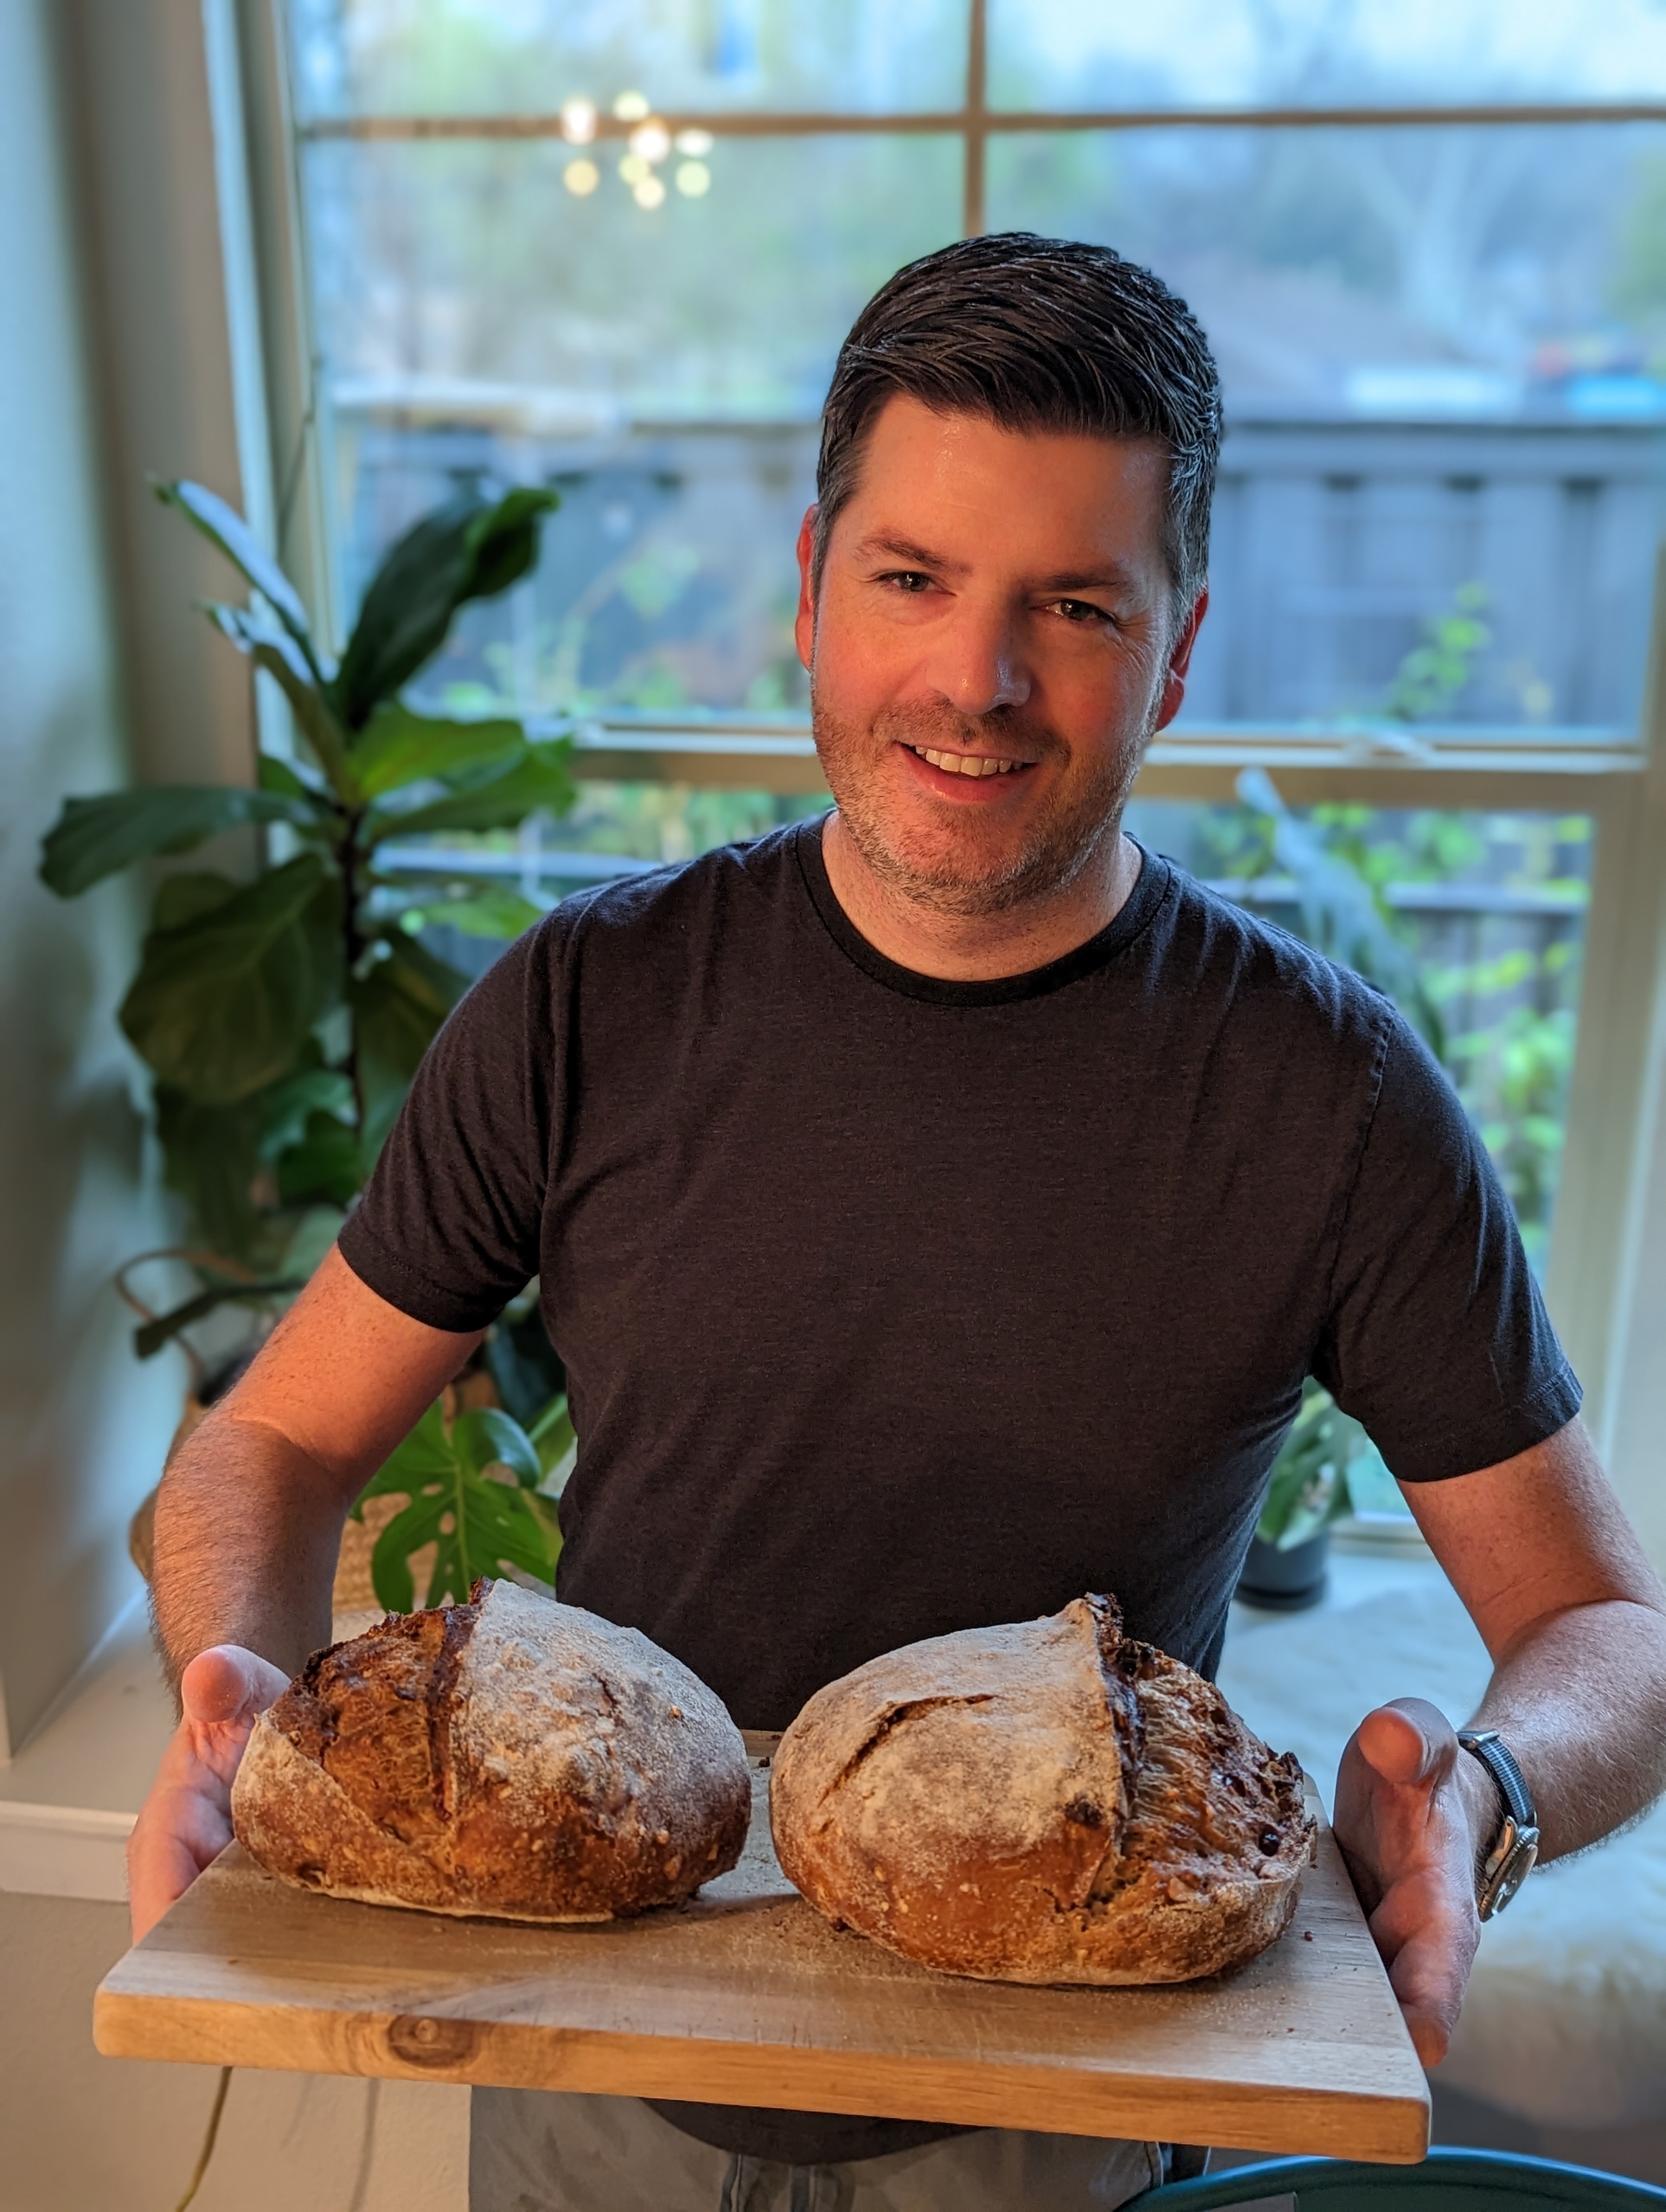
[{"left": 1127, "top": 2150, "right": 1666, "bottom": 2212}]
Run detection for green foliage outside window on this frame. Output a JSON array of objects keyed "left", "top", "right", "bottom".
[{"left": 1236, "top": 591, "right": 1590, "bottom": 1540}]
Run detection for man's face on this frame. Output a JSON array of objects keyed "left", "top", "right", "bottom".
[{"left": 796, "top": 395, "right": 1204, "bottom": 917}]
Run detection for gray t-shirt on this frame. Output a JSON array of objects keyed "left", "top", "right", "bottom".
[{"left": 340, "top": 818, "right": 1577, "bottom": 2163}]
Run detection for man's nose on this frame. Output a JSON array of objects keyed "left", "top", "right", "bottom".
[{"left": 927, "top": 600, "right": 1032, "bottom": 717}]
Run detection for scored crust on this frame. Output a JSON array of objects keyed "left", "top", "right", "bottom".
[
  {"left": 770, "top": 1593, "right": 1314, "bottom": 1984},
  {"left": 232, "top": 1578, "right": 751, "bottom": 1921}
]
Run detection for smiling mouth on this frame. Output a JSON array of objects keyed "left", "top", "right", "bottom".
[{"left": 907, "top": 744, "right": 1032, "bottom": 779}]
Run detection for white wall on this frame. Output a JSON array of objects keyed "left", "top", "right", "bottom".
[
  {"left": 0, "top": 0, "right": 183, "bottom": 1758},
  {"left": 0, "top": 1892, "right": 469, "bottom": 2212}
]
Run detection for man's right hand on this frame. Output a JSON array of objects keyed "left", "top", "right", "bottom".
[{"left": 127, "top": 1645, "right": 290, "bottom": 1943}]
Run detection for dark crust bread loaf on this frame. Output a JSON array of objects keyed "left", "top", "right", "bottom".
[
  {"left": 232, "top": 1579, "right": 750, "bottom": 1920},
  {"left": 770, "top": 1594, "right": 1314, "bottom": 1984}
]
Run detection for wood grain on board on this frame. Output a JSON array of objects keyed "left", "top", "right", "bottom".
[{"left": 94, "top": 1767, "right": 1429, "bottom": 2161}]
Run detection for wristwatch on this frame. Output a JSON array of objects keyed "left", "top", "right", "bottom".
[{"left": 1457, "top": 1729, "right": 1539, "bottom": 1919}]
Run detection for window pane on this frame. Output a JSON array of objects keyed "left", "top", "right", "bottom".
[
  {"left": 290, "top": 0, "right": 967, "bottom": 119},
  {"left": 990, "top": 125, "right": 1666, "bottom": 730},
  {"left": 304, "top": 134, "right": 960, "bottom": 695},
  {"left": 991, "top": 0, "right": 1666, "bottom": 112},
  {"left": 1124, "top": 798, "right": 1593, "bottom": 1268},
  {"left": 408, "top": 784, "right": 829, "bottom": 978}
]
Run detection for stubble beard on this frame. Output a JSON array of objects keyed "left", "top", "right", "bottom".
[{"left": 812, "top": 696, "right": 1150, "bottom": 919}]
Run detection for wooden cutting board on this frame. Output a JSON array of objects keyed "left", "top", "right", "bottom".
[{"left": 95, "top": 1766, "right": 1428, "bottom": 2160}]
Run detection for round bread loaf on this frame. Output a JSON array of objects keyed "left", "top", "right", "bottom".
[
  {"left": 232, "top": 1578, "right": 750, "bottom": 1920},
  {"left": 771, "top": 1593, "right": 1313, "bottom": 1984}
]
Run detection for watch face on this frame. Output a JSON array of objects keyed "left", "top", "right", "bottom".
[{"left": 1482, "top": 1832, "right": 1539, "bottom": 1919}]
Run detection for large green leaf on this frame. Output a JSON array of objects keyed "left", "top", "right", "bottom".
[
  {"left": 1256, "top": 1380, "right": 1364, "bottom": 1549},
  {"left": 366, "top": 738, "right": 576, "bottom": 845},
  {"left": 154, "top": 479, "right": 321, "bottom": 674},
  {"left": 153, "top": 1085, "right": 268, "bottom": 1266},
  {"left": 331, "top": 486, "right": 559, "bottom": 732},
  {"left": 121, "top": 856, "right": 343, "bottom": 1105},
  {"left": 152, "top": 871, "right": 241, "bottom": 933},
  {"left": 39, "top": 786, "right": 315, "bottom": 898},
  {"left": 395, "top": 888, "right": 545, "bottom": 940},
  {"left": 206, "top": 604, "right": 354, "bottom": 797},
  {"left": 353, "top": 1400, "right": 558, "bottom": 1611},
  {"left": 257, "top": 752, "right": 325, "bottom": 802},
  {"left": 349, "top": 934, "right": 464, "bottom": 1161},
  {"left": 348, "top": 702, "right": 527, "bottom": 799},
  {"left": 275, "top": 1109, "right": 361, "bottom": 1208},
  {"left": 454, "top": 1406, "right": 542, "bottom": 1489},
  {"left": 258, "top": 1065, "right": 355, "bottom": 1160}
]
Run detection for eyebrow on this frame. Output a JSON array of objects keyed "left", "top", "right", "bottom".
[
  {"left": 855, "top": 533, "right": 1143, "bottom": 596},
  {"left": 855, "top": 532, "right": 972, "bottom": 576}
]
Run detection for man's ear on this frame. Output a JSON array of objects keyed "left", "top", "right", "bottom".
[
  {"left": 1155, "top": 586, "right": 1209, "bottom": 732},
  {"left": 793, "top": 507, "right": 819, "bottom": 672}
]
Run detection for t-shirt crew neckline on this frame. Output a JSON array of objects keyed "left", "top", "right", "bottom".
[{"left": 792, "top": 815, "right": 1171, "bottom": 1007}]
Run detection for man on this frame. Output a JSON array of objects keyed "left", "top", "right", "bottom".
[{"left": 131, "top": 235, "right": 1666, "bottom": 2212}]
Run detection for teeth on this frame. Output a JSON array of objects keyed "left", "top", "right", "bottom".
[{"left": 917, "top": 747, "right": 1023, "bottom": 777}]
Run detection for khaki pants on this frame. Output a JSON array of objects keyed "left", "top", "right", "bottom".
[{"left": 470, "top": 2089, "right": 1164, "bottom": 2211}]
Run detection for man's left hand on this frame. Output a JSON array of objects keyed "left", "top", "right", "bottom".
[{"left": 1331, "top": 1697, "right": 1494, "bottom": 2064}]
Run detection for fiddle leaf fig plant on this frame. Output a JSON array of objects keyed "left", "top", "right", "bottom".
[
  {"left": 40, "top": 475, "right": 574, "bottom": 1322},
  {"left": 41, "top": 475, "right": 584, "bottom": 1610}
]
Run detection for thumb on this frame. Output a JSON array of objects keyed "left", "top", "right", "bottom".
[
  {"left": 180, "top": 1644, "right": 290, "bottom": 1729},
  {"left": 1355, "top": 1697, "right": 1455, "bottom": 1789}
]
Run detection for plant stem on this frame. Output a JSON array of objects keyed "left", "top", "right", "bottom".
[{"left": 342, "top": 808, "right": 367, "bottom": 1140}]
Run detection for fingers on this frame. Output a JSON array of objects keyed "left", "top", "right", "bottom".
[
  {"left": 1380, "top": 1901, "right": 1478, "bottom": 2066},
  {"left": 127, "top": 1779, "right": 235, "bottom": 1943},
  {"left": 181, "top": 1644, "right": 290, "bottom": 1728},
  {"left": 1354, "top": 1697, "right": 1455, "bottom": 1788},
  {"left": 128, "top": 1647, "right": 290, "bottom": 1944}
]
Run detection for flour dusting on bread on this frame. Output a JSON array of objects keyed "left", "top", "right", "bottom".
[
  {"left": 232, "top": 1579, "right": 749, "bottom": 1922},
  {"left": 770, "top": 1593, "right": 1312, "bottom": 1984}
]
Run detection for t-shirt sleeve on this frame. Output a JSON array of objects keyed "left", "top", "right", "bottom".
[
  {"left": 1313, "top": 1013, "right": 1581, "bottom": 1482},
  {"left": 336, "top": 927, "right": 553, "bottom": 1333}
]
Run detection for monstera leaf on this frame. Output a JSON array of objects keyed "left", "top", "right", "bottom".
[{"left": 354, "top": 1401, "right": 560, "bottom": 1612}]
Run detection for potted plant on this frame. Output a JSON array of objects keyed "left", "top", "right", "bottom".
[
  {"left": 42, "top": 477, "right": 576, "bottom": 1609},
  {"left": 1236, "top": 1379, "right": 1364, "bottom": 1610}
]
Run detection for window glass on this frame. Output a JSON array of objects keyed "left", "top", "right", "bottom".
[
  {"left": 989, "top": 0, "right": 1666, "bottom": 112},
  {"left": 289, "top": 0, "right": 967, "bottom": 119},
  {"left": 989, "top": 125, "right": 1666, "bottom": 730},
  {"left": 304, "top": 133, "right": 958, "bottom": 683}
]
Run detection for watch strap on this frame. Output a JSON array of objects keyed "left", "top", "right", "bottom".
[
  {"left": 1457, "top": 1729, "right": 1535, "bottom": 1830},
  {"left": 1457, "top": 1729, "right": 1540, "bottom": 1919}
]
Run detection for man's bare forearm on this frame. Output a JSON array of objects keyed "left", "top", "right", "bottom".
[
  {"left": 151, "top": 1410, "right": 359, "bottom": 1693},
  {"left": 1467, "top": 1597, "right": 1666, "bottom": 1860}
]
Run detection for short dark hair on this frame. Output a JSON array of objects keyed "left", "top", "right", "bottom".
[{"left": 815, "top": 233, "right": 1221, "bottom": 611}]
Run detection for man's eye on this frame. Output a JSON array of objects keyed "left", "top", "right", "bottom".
[
  {"left": 883, "top": 571, "right": 934, "bottom": 594},
  {"left": 1052, "top": 597, "right": 1110, "bottom": 625}
]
